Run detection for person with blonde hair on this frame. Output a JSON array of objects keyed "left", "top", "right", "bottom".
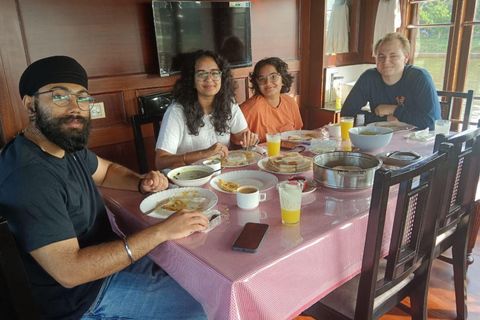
[{"left": 341, "top": 32, "right": 440, "bottom": 129}]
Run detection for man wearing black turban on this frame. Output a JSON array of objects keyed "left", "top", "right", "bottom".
[{"left": 0, "top": 56, "right": 209, "bottom": 320}]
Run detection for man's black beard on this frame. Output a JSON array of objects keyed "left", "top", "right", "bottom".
[{"left": 34, "top": 102, "right": 92, "bottom": 154}]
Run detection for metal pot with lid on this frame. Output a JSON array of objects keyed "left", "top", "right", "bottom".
[{"left": 313, "top": 152, "right": 382, "bottom": 190}]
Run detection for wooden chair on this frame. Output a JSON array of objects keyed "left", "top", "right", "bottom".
[
  {"left": 132, "top": 92, "right": 172, "bottom": 174},
  {"left": 131, "top": 114, "right": 164, "bottom": 174},
  {"left": 432, "top": 123, "right": 480, "bottom": 319},
  {"left": 437, "top": 90, "right": 475, "bottom": 131},
  {"left": 0, "top": 217, "right": 41, "bottom": 320},
  {"left": 302, "top": 143, "right": 453, "bottom": 320}
]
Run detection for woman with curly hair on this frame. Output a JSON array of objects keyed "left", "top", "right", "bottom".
[
  {"left": 155, "top": 50, "right": 257, "bottom": 170},
  {"left": 240, "top": 57, "right": 303, "bottom": 143}
]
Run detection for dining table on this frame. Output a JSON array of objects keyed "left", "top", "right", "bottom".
[{"left": 99, "top": 130, "right": 464, "bottom": 320}]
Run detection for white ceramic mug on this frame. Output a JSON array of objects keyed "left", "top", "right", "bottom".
[
  {"left": 236, "top": 186, "right": 267, "bottom": 210},
  {"left": 203, "top": 159, "right": 221, "bottom": 175},
  {"left": 237, "top": 208, "right": 268, "bottom": 226},
  {"left": 328, "top": 123, "right": 341, "bottom": 138}
]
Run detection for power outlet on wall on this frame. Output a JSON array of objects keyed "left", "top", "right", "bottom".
[{"left": 90, "top": 102, "right": 106, "bottom": 119}]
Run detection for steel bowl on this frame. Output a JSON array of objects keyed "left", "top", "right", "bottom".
[{"left": 313, "top": 152, "right": 382, "bottom": 189}]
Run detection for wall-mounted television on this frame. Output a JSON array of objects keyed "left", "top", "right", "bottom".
[{"left": 152, "top": 1, "right": 252, "bottom": 77}]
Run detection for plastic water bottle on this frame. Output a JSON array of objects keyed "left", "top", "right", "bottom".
[{"left": 356, "top": 114, "right": 365, "bottom": 126}]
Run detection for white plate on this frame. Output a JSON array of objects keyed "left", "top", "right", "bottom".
[
  {"left": 197, "top": 151, "right": 262, "bottom": 168},
  {"left": 222, "top": 151, "right": 263, "bottom": 167},
  {"left": 257, "top": 157, "right": 312, "bottom": 175},
  {"left": 210, "top": 170, "right": 278, "bottom": 194},
  {"left": 280, "top": 130, "right": 324, "bottom": 143},
  {"left": 366, "top": 121, "right": 415, "bottom": 132},
  {"left": 140, "top": 187, "right": 218, "bottom": 219}
]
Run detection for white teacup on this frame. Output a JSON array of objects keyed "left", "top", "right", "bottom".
[
  {"left": 328, "top": 123, "right": 341, "bottom": 138},
  {"left": 203, "top": 159, "right": 221, "bottom": 175},
  {"left": 236, "top": 186, "right": 266, "bottom": 210},
  {"left": 237, "top": 208, "right": 268, "bottom": 226}
]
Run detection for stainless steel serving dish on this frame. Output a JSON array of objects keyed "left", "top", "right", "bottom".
[{"left": 313, "top": 152, "right": 382, "bottom": 190}]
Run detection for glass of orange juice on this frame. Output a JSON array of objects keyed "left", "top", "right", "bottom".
[
  {"left": 278, "top": 181, "right": 302, "bottom": 226},
  {"left": 266, "top": 133, "right": 281, "bottom": 157},
  {"left": 340, "top": 116, "right": 354, "bottom": 140}
]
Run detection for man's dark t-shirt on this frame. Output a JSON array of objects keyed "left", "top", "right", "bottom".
[
  {"left": 0, "top": 135, "right": 117, "bottom": 319},
  {"left": 340, "top": 65, "right": 441, "bottom": 130}
]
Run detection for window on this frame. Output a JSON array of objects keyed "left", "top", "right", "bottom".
[
  {"left": 463, "top": 2, "right": 480, "bottom": 122},
  {"left": 407, "top": 0, "right": 480, "bottom": 125},
  {"left": 409, "top": 0, "right": 453, "bottom": 89}
]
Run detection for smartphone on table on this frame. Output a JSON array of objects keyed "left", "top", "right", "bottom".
[{"left": 232, "top": 223, "right": 269, "bottom": 253}]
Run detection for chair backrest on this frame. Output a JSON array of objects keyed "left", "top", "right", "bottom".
[
  {"left": 131, "top": 114, "right": 164, "bottom": 174},
  {"left": 433, "top": 124, "right": 480, "bottom": 240},
  {"left": 138, "top": 91, "right": 172, "bottom": 117},
  {"left": 0, "top": 217, "right": 41, "bottom": 320},
  {"left": 354, "top": 143, "right": 452, "bottom": 320},
  {"left": 437, "top": 90, "right": 475, "bottom": 131},
  {"left": 132, "top": 92, "right": 173, "bottom": 174}
]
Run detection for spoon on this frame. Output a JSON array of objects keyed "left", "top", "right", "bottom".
[{"left": 243, "top": 137, "right": 260, "bottom": 152}]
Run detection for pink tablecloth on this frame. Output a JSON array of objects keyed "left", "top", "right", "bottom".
[{"left": 100, "top": 133, "right": 435, "bottom": 320}]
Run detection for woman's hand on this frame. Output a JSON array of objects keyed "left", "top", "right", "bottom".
[
  {"left": 239, "top": 131, "right": 259, "bottom": 147},
  {"left": 207, "top": 142, "right": 229, "bottom": 158}
]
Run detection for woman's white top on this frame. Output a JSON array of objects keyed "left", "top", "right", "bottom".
[{"left": 155, "top": 101, "right": 248, "bottom": 154}]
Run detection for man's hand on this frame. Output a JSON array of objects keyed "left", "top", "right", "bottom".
[
  {"left": 386, "top": 115, "right": 398, "bottom": 122},
  {"left": 160, "top": 209, "right": 210, "bottom": 239},
  {"left": 375, "top": 104, "right": 398, "bottom": 117},
  {"left": 139, "top": 170, "right": 168, "bottom": 193}
]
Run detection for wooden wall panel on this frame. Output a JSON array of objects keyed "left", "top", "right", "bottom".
[
  {"left": 0, "top": 0, "right": 29, "bottom": 141},
  {"left": 250, "top": 0, "right": 299, "bottom": 61},
  {"left": 234, "top": 78, "right": 249, "bottom": 105},
  {"left": 90, "top": 140, "right": 141, "bottom": 173},
  {"left": 18, "top": 0, "right": 158, "bottom": 76},
  {"left": 90, "top": 92, "right": 127, "bottom": 128}
]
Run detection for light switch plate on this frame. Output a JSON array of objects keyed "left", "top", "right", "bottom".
[{"left": 90, "top": 102, "right": 106, "bottom": 119}]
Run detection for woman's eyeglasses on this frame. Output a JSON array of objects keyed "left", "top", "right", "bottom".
[
  {"left": 35, "top": 88, "right": 95, "bottom": 111},
  {"left": 195, "top": 71, "right": 223, "bottom": 81},
  {"left": 256, "top": 73, "right": 281, "bottom": 85}
]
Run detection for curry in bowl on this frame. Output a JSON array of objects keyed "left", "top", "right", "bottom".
[
  {"left": 167, "top": 165, "right": 215, "bottom": 187},
  {"left": 348, "top": 127, "right": 394, "bottom": 151}
]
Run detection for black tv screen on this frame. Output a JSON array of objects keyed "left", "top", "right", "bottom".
[{"left": 152, "top": 1, "right": 252, "bottom": 77}]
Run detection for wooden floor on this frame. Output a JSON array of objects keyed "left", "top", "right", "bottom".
[{"left": 296, "top": 233, "right": 480, "bottom": 320}]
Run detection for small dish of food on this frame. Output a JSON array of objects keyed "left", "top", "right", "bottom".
[
  {"left": 210, "top": 170, "right": 278, "bottom": 194},
  {"left": 140, "top": 187, "right": 218, "bottom": 219},
  {"left": 167, "top": 165, "right": 215, "bottom": 187}
]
